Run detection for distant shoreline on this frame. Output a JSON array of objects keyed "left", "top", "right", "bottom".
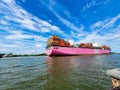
[
  {"left": 110, "top": 52, "right": 120, "bottom": 54},
  {"left": 4, "top": 53, "right": 46, "bottom": 57}
]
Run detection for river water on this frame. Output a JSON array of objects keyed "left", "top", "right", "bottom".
[{"left": 0, "top": 54, "right": 120, "bottom": 90}]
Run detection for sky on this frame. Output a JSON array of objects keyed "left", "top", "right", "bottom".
[{"left": 0, "top": 0, "right": 120, "bottom": 54}]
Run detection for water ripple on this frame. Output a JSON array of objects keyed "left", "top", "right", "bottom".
[{"left": 0, "top": 55, "right": 120, "bottom": 90}]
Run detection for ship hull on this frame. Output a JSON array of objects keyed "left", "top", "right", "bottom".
[{"left": 46, "top": 46, "right": 110, "bottom": 56}]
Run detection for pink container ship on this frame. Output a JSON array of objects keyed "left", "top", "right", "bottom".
[{"left": 46, "top": 36, "right": 111, "bottom": 56}]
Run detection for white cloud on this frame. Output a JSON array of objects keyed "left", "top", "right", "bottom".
[
  {"left": 82, "top": 0, "right": 111, "bottom": 12},
  {"left": 0, "top": 0, "right": 64, "bottom": 33},
  {"left": 0, "top": 37, "right": 46, "bottom": 54},
  {"left": 5, "top": 34, "right": 31, "bottom": 40},
  {"left": 0, "top": 0, "right": 68, "bottom": 54},
  {"left": 0, "top": 19, "right": 7, "bottom": 25},
  {"left": 5, "top": 30, "right": 48, "bottom": 42},
  {"left": 80, "top": 30, "right": 120, "bottom": 44},
  {"left": 35, "top": 44, "right": 42, "bottom": 48},
  {"left": 78, "top": 14, "right": 120, "bottom": 52},
  {"left": 90, "top": 14, "right": 120, "bottom": 33},
  {"left": 86, "top": 0, "right": 96, "bottom": 8},
  {"left": 0, "top": 42, "right": 45, "bottom": 54},
  {"left": 40, "top": 0, "right": 85, "bottom": 33},
  {"left": 2, "top": 0, "right": 14, "bottom": 3},
  {"left": 82, "top": 0, "right": 96, "bottom": 11},
  {"left": 9, "top": 30, "right": 22, "bottom": 34},
  {"left": 90, "top": 21, "right": 103, "bottom": 30}
]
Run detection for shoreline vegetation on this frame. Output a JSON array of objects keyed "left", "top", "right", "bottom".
[
  {"left": 4, "top": 53, "right": 46, "bottom": 57},
  {"left": 2, "top": 52, "right": 120, "bottom": 57}
]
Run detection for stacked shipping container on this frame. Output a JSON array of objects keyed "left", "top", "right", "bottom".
[
  {"left": 46, "top": 36, "right": 70, "bottom": 48},
  {"left": 46, "top": 36, "right": 110, "bottom": 50}
]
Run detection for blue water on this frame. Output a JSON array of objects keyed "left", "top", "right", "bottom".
[{"left": 0, "top": 54, "right": 120, "bottom": 90}]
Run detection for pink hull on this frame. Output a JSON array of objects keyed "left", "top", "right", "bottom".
[{"left": 46, "top": 46, "right": 110, "bottom": 56}]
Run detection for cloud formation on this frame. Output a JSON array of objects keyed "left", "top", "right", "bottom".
[
  {"left": 0, "top": 0, "right": 65, "bottom": 54},
  {"left": 79, "top": 14, "right": 120, "bottom": 52},
  {"left": 0, "top": 0, "right": 120, "bottom": 54}
]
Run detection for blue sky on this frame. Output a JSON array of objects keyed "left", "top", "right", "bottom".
[{"left": 0, "top": 0, "right": 120, "bottom": 54}]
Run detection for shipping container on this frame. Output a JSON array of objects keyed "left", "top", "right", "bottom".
[
  {"left": 86, "top": 43, "right": 93, "bottom": 48},
  {"left": 65, "top": 42, "right": 70, "bottom": 47},
  {"left": 79, "top": 43, "right": 86, "bottom": 48}
]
